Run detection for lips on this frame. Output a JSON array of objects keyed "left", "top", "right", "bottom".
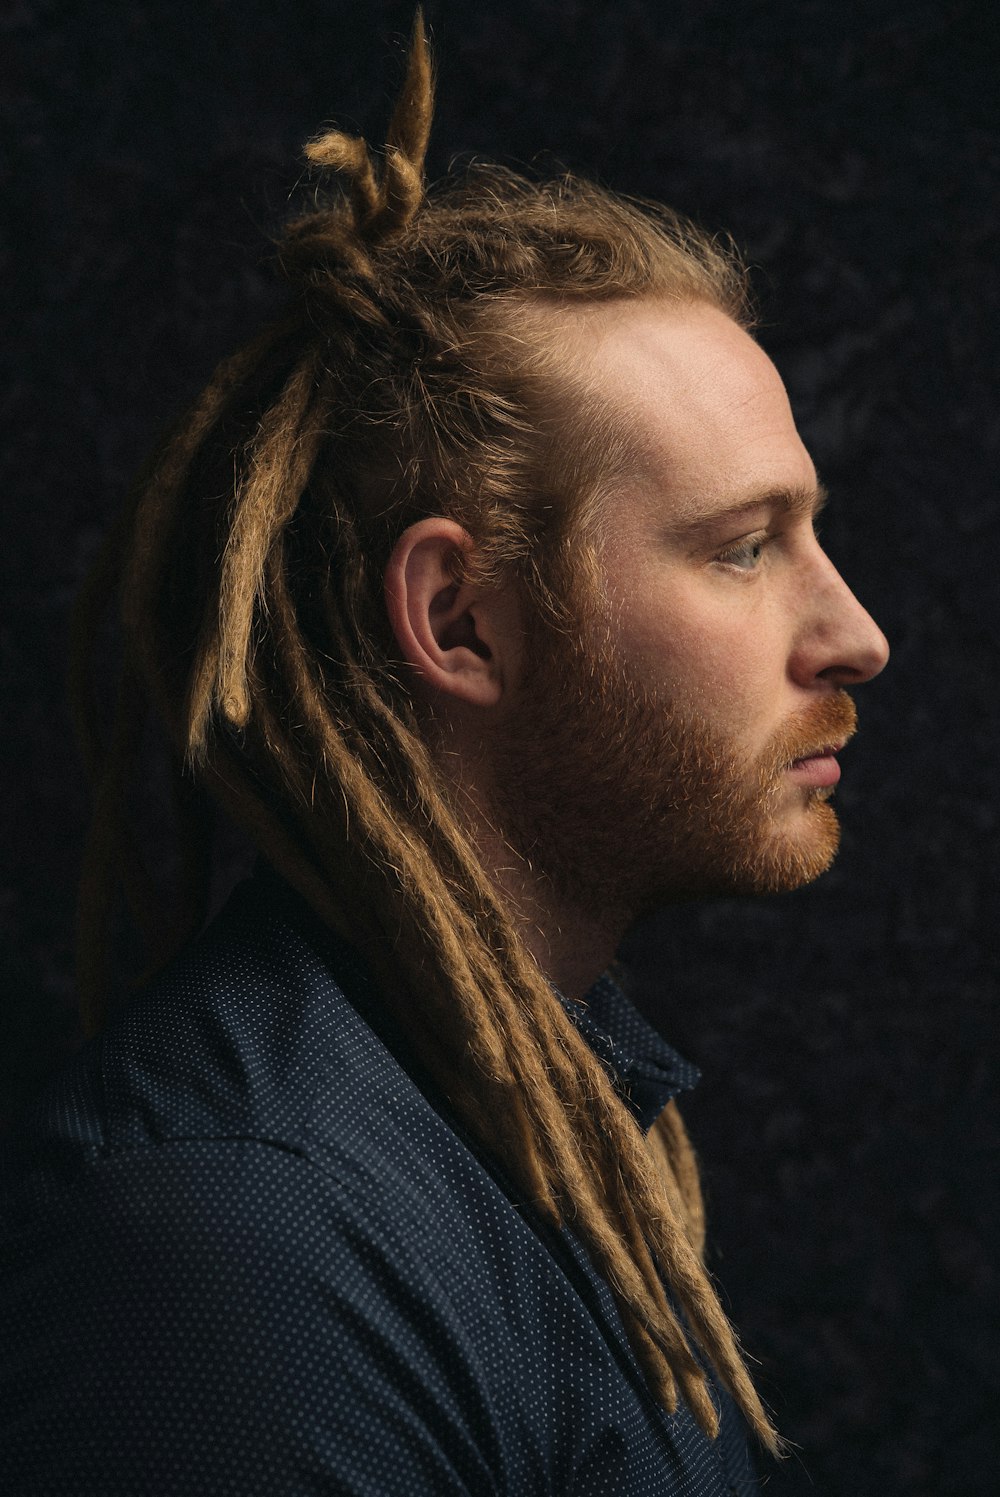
[
  {"left": 785, "top": 741, "right": 844, "bottom": 788},
  {"left": 773, "top": 693, "right": 857, "bottom": 784}
]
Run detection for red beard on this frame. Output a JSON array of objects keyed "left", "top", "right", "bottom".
[{"left": 489, "top": 620, "right": 858, "bottom": 924}]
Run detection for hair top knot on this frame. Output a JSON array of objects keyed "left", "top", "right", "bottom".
[{"left": 287, "top": 8, "right": 432, "bottom": 278}]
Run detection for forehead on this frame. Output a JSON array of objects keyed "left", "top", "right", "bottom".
[{"left": 560, "top": 298, "right": 817, "bottom": 525}]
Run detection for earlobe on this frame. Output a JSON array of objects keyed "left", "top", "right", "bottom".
[{"left": 384, "top": 518, "right": 506, "bottom": 708}]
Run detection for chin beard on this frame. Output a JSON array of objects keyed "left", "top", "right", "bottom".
[{"left": 489, "top": 628, "right": 856, "bottom": 925}]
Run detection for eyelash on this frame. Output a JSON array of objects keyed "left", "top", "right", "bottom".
[{"left": 715, "top": 531, "right": 771, "bottom": 571}]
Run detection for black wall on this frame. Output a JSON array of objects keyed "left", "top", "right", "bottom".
[{"left": 4, "top": 2, "right": 997, "bottom": 1492}]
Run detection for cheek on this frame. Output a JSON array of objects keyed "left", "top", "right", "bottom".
[{"left": 619, "top": 595, "right": 777, "bottom": 709}]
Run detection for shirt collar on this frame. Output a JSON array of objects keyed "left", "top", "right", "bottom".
[{"left": 558, "top": 966, "right": 701, "bottom": 1133}]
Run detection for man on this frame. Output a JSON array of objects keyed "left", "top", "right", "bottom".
[{"left": 1, "top": 18, "right": 888, "bottom": 1495}]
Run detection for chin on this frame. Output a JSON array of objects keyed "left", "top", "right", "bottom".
[
  {"left": 744, "top": 797, "right": 843, "bottom": 894},
  {"left": 633, "top": 803, "right": 842, "bottom": 911}
]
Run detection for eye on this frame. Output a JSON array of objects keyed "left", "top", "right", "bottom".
[{"left": 715, "top": 531, "right": 770, "bottom": 571}]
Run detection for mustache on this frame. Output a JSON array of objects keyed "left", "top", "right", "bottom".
[{"left": 767, "top": 691, "right": 858, "bottom": 774}]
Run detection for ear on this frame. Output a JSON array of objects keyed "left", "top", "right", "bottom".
[{"left": 384, "top": 518, "right": 520, "bottom": 708}]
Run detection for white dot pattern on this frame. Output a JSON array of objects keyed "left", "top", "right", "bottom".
[{"left": 1, "top": 870, "right": 760, "bottom": 1494}]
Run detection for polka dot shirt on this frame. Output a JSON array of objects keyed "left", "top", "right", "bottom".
[{"left": 1, "top": 868, "right": 759, "bottom": 1494}]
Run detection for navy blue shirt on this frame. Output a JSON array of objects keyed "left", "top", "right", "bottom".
[{"left": 1, "top": 869, "right": 759, "bottom": 1494}]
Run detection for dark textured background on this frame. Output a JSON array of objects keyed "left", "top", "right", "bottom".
[{"left": 3, "top": 1, "right": 998, "bottom": 1492}]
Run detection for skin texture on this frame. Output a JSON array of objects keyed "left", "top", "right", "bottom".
[{"left": 385, "top": 300, "right": 889, "bottom": 998}]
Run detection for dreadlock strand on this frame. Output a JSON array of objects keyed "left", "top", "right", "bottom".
[
  {"left": 368, "top": 10, "right": 433, "bottom": 237},
  {"left": 385, "top": 11, "right": 433, "bottom": 170},
  {"left": 648, "top": 1099, "right": 707, "bottom": 1257},
  {"left": 213, "top": 354, "right": 324, "bottom": 731},
  {"left": 122, "top": 324, "right": 296, "bottom": 675},
  {"left": 303, "top": 132, "right": 380, "bottom": 228},
  {"left": 377, "top": 146, "right": 425, "bottom": 238},
  {"left": 185, "top": 623, "right": 223, "bottom": 764}
]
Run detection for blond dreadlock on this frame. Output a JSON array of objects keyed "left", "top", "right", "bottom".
[{"left": 71, "top": 10, "right": 784, "bottom": 1457}]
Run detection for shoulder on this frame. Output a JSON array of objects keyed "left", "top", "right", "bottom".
[
  {"left": 5, "top": 872, "right": 383, "bottom": 1162},
  {"left": 2, "top": 869, "right": 507, "bottom": 1335},
  {"left": 1, "top": 1131, "right": 506, "bottom": 1493},
  {"left": 0, "top": 878, "right": 529, "bottom": 1490}
]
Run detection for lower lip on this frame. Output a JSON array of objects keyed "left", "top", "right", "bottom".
[{"left": 786, "top": 753, "right": 841, "bottom": 788}]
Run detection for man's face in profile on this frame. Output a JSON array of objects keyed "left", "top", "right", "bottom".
[{"left": 493, "top": 300, "right": 890, "bottom": 921}]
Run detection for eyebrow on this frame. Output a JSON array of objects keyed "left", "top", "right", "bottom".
[{"left": 670, "top": 480, "right": 830, "bottom": 537}]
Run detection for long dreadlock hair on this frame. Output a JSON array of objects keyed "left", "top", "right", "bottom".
[{"left": 70, "top": 11, "right": 784, "bottom": 1456}]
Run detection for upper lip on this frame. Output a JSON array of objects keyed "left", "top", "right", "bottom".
[{"left": 793, "top": 741, "right": 845, "bottom": 761}]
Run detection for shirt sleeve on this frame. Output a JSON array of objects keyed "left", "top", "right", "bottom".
[{"left": 1, "top": 1136, "right": 503, "bottom": 1496}]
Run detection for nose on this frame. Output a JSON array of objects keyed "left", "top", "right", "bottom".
[{"left": 790, "top": 551, "right": 890, "bottom": 689}]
